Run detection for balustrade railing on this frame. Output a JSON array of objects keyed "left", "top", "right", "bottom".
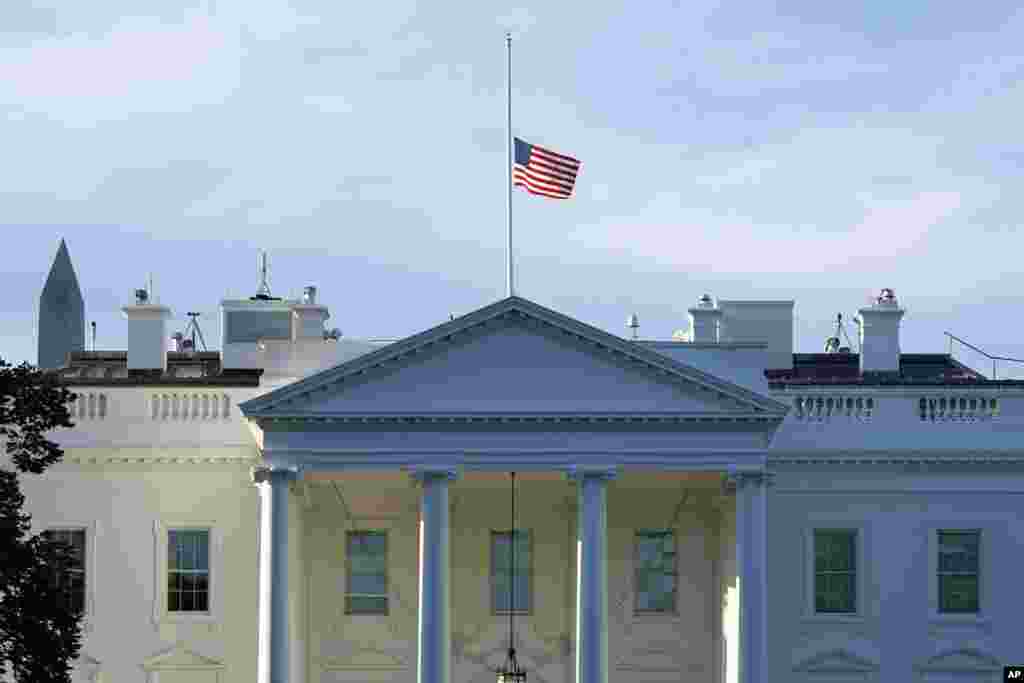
[
  {"left": 792, "top": 395, "right": 874, "bottom": 421},
  {"left": 69, "top": 392, "right": 108, "bottom": 420},
  {"left": 150, "top": 393, "right": 233, "bottom": 421},
  {"left": 918, "top": 396, "right": 998, "bottom": 422}
]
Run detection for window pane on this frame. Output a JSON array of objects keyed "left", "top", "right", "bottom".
[
  {"left": 635, "top": 531, "right": 675, "bottom": 613},
  {"left": 181, "top": 591, "right": 195, "bottom": 612},
  {"left": 196, "top": 534, "right": 209, "bottom": 571},
  {"left": 68, "top": 530, "right": 85, "bottom": 567},
  {"left": 349, "top": 573, "right": 386, "bottom": 595},
  {"left": 195, "top": 590, "right": 209, "bottom": 612},
  {"left": 938, "top": 531, "right": 979, "bottom": 572},
  {"left": 44, "top": 529, "right": 87, "bottom": 615},
  {"left": 815, "top": 531, "right": 855, "bottom": 572},
  {"left": 491, "top": 531, "right": 530, "bottom": 612},
  {"left": 168, "top": 590, "right": 180, "bottom": 612},
  {"left": 346, "top": 596, "right": 387, "bottom": 614},
  {"left": 815, "top": 573, "right": 856, "bottom": 613},
  {"left": 940, "top": 574, "right": 979, "bottom": 612},
  {"left": 168, "top": 533, "right": 178, "bottom": 570},
  {"left": 814, "top": 530, "right": 856, "bottom": 613},
  {"left": 194, "top": 573, "right": 209, "bottom": 593},
  {"left": 346, "top": 531, "right": 387, "bottom": 614}
]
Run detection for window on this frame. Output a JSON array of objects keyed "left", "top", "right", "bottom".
[
  {"left": 224, "top": 311, "right": 292, "bottom": 343},
  {"left": 491, "top": 530, "right": 531, "bottom": 614},
  {"left": 167, "top": 529, "right": 210, "bottom": 613},
  {"left": 938, "top": 530, "right": 980, "bottom": 614},
  {"left": 42, "top": 528, "right": 86, "bottom": 615},
  {"left": 634, "top": 529, "right": 676, "bottom": 613},
  {"left": 346, "top": 531, "right": 388, "bottom": 614},
  {"left": 814, "top": 529, "right": 857, "bottom": 614}
]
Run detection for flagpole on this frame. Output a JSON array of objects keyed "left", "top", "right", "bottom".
[{"left": 506, "top": 32, "right": 514, "bottom": 298}]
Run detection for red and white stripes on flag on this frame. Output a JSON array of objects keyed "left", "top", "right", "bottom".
[{"left": 512, "top": 137, "right": 581, "bottom": 199}]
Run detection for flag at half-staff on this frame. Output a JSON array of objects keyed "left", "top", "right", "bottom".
[{"left": 513, "top": 137, "right": 581, "bottom": 199}]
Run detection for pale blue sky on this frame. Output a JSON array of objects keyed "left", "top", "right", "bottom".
[{"left": 2, "top": 1, "right": 1023, "bottom": 376}]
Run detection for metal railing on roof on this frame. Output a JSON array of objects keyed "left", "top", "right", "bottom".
[{"left": 944, "top": 331, "right": 1024, "bottom": 380}]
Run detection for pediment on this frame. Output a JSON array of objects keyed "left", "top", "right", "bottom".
[
  {"left": 241, "top": 296, "right": 787, "bottom": 419},
  {"left": 320, "top": 649, "right": 409, "bottom": 670},
  {"left": 793, "top": 647, "right": 879, "bottom": 673},
  {"left": 916, "top": 645, "right": 1001, "bottom": 672},
  {"left": 614, "top": 646, "right": 684, "bottom": 672},
  {"left": 142, "top": 643, "right": 225, "bottom": 670}
]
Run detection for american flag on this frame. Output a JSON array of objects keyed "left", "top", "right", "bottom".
[{"left": 513, "top": 137, "right": 581, "bottom": 199}]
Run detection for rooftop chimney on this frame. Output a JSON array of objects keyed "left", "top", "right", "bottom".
[
  {"left": 718, "top": 299, "right": 795, "bottom": 369},
  {"left": 294, "top": 285, "right": 329, "bottom": 340},
  {"left": 122, "top": 291, "right": 172, "bottom": 371},
  {"left": 858, "top": 288, "right": 904, "bottom": 375},
  {"left": 687, "top": 294, "right": 722, "bottom": 343}
]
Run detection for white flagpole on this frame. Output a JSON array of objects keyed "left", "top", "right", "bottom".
[{"left": 506, "top": 32, "right": 514, "bottom": 298}]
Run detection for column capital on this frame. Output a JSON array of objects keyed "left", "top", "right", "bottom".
[
  {"left": 723, "top": 468, "right": 774, "bottom": 492},
  {"left": 564, "top": 465, "right": 618, "bottom": 482},
  {"left": 250, "top": 465, "right": 301, "bottom": 486},
  {"left": 407, "top": 466, "right": 460, "bottom": 484}
]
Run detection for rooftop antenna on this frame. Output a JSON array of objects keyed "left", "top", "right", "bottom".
[
  {"left": 825, "top": 313, "right": 856, "bottom": 353},
  {"left": 256, "top": 250, "right": 272, "bottom": 298},
  {"left": 148, "top": 274, "right": 155, "bottom": 304},
  {"left": 182, "top": 312, "right": 208, "bottom": 352},
  {"left": 90, "top": 321, "right": 96, "bottom": 352},
  {"left": 627, "top": 313, "right": 639, "bottom": 340}
]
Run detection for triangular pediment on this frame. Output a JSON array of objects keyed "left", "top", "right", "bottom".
[
  {"left": 615, "top": 645, "right": 684, "bottom": 672},
  {"left": 142, "top": 643, "right": 225, "bottom": 671},
  {"left": 793, "top": 647, "right": 879, "bottom": 673},
  {"left": 916, "top": 645, "right": 1001, "bottom": 672},
  {"left": 320, "top": 648, "right": 409, "bottom": 670},
  {"left": 241, "top": 296, "right": 788, "bottom": 419}
]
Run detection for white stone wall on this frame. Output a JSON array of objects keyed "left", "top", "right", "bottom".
[
  {"left": 11, "top": 456, "right": 260, "bottom": 683},
  {"left": 768, "top": 468, "right": 1021, "bottom": 683}
]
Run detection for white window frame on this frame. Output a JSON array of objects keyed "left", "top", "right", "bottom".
[
  {"left": 927, "top": 523, "right": 994, "bottom": 628},
  {"left": 345, "top": 529, "right": 389, "bottom": 615},
  {"left": 152, "top": 520, "right": 222, "bottom": 626},
  {"left": 490, "top": 528, "right": 533, "bottom": 616},
  {"left": 633, "top": 528, "right": 678, "bottom": 616},
  {"left": 40, "top": 520, "right": 99, "bottom": 634},
  {"left": 801, "top": 521, "right": 869, "bottom": 624}
]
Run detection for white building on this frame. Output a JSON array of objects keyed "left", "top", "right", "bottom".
[{"left": 4, "top": 246, "right": 1022, "bottom": 683}]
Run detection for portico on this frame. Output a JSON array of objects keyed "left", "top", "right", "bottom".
[{"left": 241, "top": 296, "right": 788, "bottom": 683}]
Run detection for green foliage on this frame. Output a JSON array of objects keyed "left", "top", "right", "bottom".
[{"left": 0, "top": 357, "right": 83, "bottom": 682}]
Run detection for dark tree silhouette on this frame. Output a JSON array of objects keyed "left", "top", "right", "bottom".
[{"left": 0, "top": 357, "right": 83, "bottom": 682}]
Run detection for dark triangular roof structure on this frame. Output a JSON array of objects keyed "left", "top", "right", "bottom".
[
  {"left": 38, "top": 239, "right": 85, "bottom": 369},
  {"left": 241, "top": 295, "right": 790, "bottom": 417}
]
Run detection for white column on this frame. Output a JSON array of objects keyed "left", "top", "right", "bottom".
[
  {"left": 252, "top": 466, "right": 299, "bottom": 683},
  {"left": 569, "top": 467, "right": 615, "bottom": 683},
  {"left": 412, "top": 468, "right": 457, "bottom": 683},
  {"left": 731, "top": 469, "right": 770, "bottom": 683}
]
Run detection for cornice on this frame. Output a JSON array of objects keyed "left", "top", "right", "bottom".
[
  {"left": 770, "top": 450, "right": 1024, "bottom": 466},
  {"left": 253, "top": 412, "right": 782, "bottom": 426},
  {"left": 62, "top": 455, "right": 257, "bottom": 465}
]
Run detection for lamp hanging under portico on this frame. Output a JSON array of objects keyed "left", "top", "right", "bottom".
[{"left": 495, "top": 471, "right": 526, "bottom": 682}]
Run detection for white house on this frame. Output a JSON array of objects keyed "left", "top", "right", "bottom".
[{"left": 3, "top": 245, "right": 1022, "bottom": 683}]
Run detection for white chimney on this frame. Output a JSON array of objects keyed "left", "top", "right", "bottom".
[
  {"left": 687, "top": 294, "right": 722, "bottom": 343},
  {"left": 294, "top": 286, "right": 329, "bottom": 339},
  {"left": 718, "top": 300, "right": 795, "bottom": 370},
  {"left": 122, "top": 297, "right": 172, "bottom": 371},
  {"left": 858, "top": 288, "right": 904, "bottom": 374}
]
